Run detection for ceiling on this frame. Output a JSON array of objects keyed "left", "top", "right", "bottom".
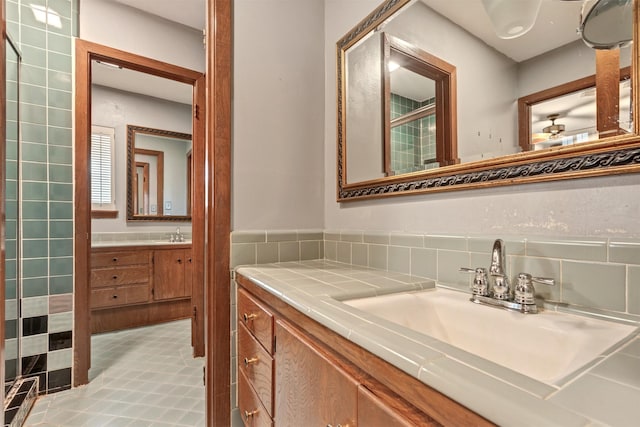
[
  {"left": 420, "top": 0, "right": 589, "bottom": 63},
  {"left": 113, "top": 0, "right": 205, "bottom": 30}
]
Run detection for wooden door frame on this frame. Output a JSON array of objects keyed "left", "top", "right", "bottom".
[
  {"left": 134, "top": 148, "right": 164, "bottom": 216},
  {"left": 73, "top": 39, "right": 207, "bottom": 385},
  {"left": 134, "top": 161, "right": 150, "bottom": 215},
  {"left": 205, "top": 0, "right": 232, "bottom": 425}
]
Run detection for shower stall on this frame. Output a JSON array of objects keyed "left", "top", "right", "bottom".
[{"left": 4, "top": 26, "right": 38, "bottom": 427}]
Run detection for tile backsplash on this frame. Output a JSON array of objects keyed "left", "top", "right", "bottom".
[
  {"left": 231, "top": 229, "right": 639, "bottom": 317},
  {"left": 323, "top": 232, "right": 640, "bottom": 316}
]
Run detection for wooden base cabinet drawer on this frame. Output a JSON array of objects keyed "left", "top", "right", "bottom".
[
  {"left": 91, "top": 266, "right": 149, "bottom": 288},
  {"left": 238, "top": 323, "right": 273, "bottom": 416},
  {"left": 238, "top": 288, "right": 274, "bottom": 353},
  {"left": 238, "top": 371, "right": 273, "bottom": 427},
  {"left": 91, "top": 251, "right": 150, "bottom": 267},
  {"left": 91, "top": 284, "right": 150, "bottom": 309}
]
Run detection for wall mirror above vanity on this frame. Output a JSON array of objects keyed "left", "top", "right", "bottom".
[
  {"left": 337, "top": 0, "right": 640, "bottom": 201},
  {"left": 127, "top": 125, "right": 192, "bottom": 220}
]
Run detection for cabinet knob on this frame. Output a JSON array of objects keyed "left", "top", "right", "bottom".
[
  {"left": 243, "top": 357, "right": 258, "bottom": 367},
  {"left": 112, "top": 275, "right": 118, "bottom": 280},
  {"left": 112, "top": 257, "right": 118, "bottom": 262},
  {"left": 177, "top": 258, "right": 182, "bottom": 264},
  {"left": 244, "top": 410, "right": 258, "bottom": 420},
  {"left": 112, "top": 295, "right": 118, "bottom": 299},
  {"left": 243, "top": 313, "right": 257, "bottom": 322}
]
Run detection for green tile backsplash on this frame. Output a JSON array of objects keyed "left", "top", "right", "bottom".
[{"left": 318, "top": 231, "right": 640, "bottom": 317}]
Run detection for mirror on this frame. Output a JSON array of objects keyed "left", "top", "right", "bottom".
[
  {"left": 337, "top": 0, "right": 640, "bottom": 201},
  {"left": 127, "top": 125, "right": 192, "bottom": 220}
]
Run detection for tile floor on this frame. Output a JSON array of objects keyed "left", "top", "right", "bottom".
[{"left": 24, "top": 319, "right": 206, "bottom": 426}]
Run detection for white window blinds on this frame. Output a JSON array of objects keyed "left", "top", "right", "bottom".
[{"left": 91, "top": 126, "right": 116, "bottom": 210}]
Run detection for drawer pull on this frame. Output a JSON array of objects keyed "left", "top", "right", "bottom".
[
  {"left": 244, "top": 410, "right": 258, "bottom": 420},
  {"left": 243, "top": 313, "right": 257, "bottom": 322},
  {"left": 177, "top": 258, "right": 182, "bottom": 264},
  {"left": 112, "top": 257, "right": 118, "bottom": 262},
  {"left": 112, "top": 275, "right": 118, "bottom": 280},
  {"left": 243, "top": 357, "right": 258, "bottom": 367},
  {"left": 112, "top": 295, "right": 118, "bottom": 299}
]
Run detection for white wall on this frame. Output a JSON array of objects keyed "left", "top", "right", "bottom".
[
  {"left": 324, "top": 0, "right": 640, "bottom": 238},
  {"left": 232, "top": 0, "right": 325, "bottom": 230},
  {"left": 91, "top": 85, "right": 192, "bottom": 232},
  {"left": 79, "top": 0, "right": 205, "bottom": 72}
]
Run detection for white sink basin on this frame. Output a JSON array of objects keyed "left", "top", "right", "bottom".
[{"left": 344, "top": 288, "right": 637, "bottom": 385}]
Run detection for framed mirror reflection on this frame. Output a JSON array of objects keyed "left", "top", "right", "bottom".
[
  {"left": 127, "top": 125, "right": 192, "bottom": 220},
  {"left": 337, "top": 0, "right": 640, "bottom": 201}
]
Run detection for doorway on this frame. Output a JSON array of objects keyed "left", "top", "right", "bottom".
[{"left": 73, "top": 39, "right": 206, "bottom": 385}]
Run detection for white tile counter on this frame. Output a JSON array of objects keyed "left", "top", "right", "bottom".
[{"left": 236, "top": 260, "right": 640, "bottom": 427}]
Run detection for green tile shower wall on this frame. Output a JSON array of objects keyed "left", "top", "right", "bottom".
[
  {"left": 7, "top": 0, "right": 77, "bottom": 393},
  {"left": 390, "top": 93, "right": 436, "bottom": 174}
]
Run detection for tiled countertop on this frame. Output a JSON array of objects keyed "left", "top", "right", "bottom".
[
  {"left": 236, "top": 260, "right": 640, "bottom": 427},
  {"left": 91, "top": 240, "right": 192, "bottom": 248}
]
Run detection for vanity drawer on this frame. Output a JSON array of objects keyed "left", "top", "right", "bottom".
[
  {"left": 238, "top": 322, "right": 273, "bottom": 416},
  {"left": 91, "top": 251, "right": 151, "bottom": 268},
  {"left": 91, "top": 266, "right": 150, "bottom": 288},
  {"left": 238, "top": 371, "right": 273, "bottom": 427},
  {"left": 238, "top": 288, "right": 274, "bottom": 354},
  {"left": 91, "top": 284, "right": 150, "bottom": 308}
]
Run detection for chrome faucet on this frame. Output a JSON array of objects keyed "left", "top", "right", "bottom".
[
  {"left": 460, "top": 239, "right": 554, "bottom": 314},
  {"left": 489, "top": 239, "right": 510, "bottom": 300}
]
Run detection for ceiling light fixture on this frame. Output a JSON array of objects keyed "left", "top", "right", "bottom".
[
  {"left": 388, "top": 60, "right": 400, "bottom": 72},
  {"left": 481, "top": 0, "right": 542, "bottom": 39},
  {"left": 542, "top": 114, "right": 565, "bottom": 135},
  {"left": 30, "top": 4, "right": 62, "bottom": 29}
]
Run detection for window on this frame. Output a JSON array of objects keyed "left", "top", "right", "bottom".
[{"left": 91, "top": 125, "right": 116, "bottom": 213}]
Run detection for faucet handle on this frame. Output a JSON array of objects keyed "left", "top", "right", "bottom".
[
  {"left": 460, "top": 267, "right": 490, "bottom": 297},
  {"left": 531, "top": 276, "right": 555, "bottom": 286},
  {"left": 514, "top": 273, "right": 555, "bottom": 305}
]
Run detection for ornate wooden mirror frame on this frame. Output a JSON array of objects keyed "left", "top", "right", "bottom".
[{"left": 337, "top": 0, "right": 640, "bottom": 202}]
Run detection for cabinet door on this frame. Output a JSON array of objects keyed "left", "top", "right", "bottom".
[
  {"left": 274, "top": 320, "right": 357, "bottom": 427},
  {"left": 153, "top": 249, "right": 187, "bottom": 300},
  {"left": 358, "top": 385, "right": 438, "bottom": 427}
]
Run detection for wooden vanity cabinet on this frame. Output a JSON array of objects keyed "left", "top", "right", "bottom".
[
  {"left": 236, "top": 274, "right": 493, "bottom": 427},
  {"left": 153, "top": 248, "right": 193, "bottom": 300},
  {"left": 90, "top": 245, "right": 193, "bottom": 333},
  {"left": 90, "top": 250, "right": 152, "bottom": 309},
  {"left": 274, "top": 320, "right": 358, "bottom": 427}
]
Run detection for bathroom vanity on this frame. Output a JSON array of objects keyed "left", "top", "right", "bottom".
[
  {"left": 236, "top": 276, "right": 472, "bottom": 427},
  {"left": 235, "top": 261, "right": 640, "bottom": 426},
  {"left": 90, "top": 243, "right": 193, "bottom": 333}
]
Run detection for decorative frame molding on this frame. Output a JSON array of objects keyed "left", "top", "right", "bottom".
[
  {"left": 126, "top": 124, "right": 191, "bottom": 222},
  {"left": 336, "top": 0, "right": 640, "bottom": 201}
]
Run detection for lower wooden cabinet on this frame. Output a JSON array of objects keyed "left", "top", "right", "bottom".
[
  {"left": 153, "top": 248, "right": 193, "bottom": 300},
  {"left": 274, "top": 320, "right": 358, "bottom": 427},
  {"left": 90, "top": 245, "right": 192, "bottom": 333},
  {"left": 237, "top": 274, "right": 492, "bottom": 427}
]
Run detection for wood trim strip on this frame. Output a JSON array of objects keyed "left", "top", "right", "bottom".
[
  {"left": 205, "top": 0, "right": 232, "bottom": 425},
  {"left": 74, "top": 38, "right": 92, "bottom": 386},
  {"left": 91, "top": 210, "right": 118, "bottom": 219}
]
